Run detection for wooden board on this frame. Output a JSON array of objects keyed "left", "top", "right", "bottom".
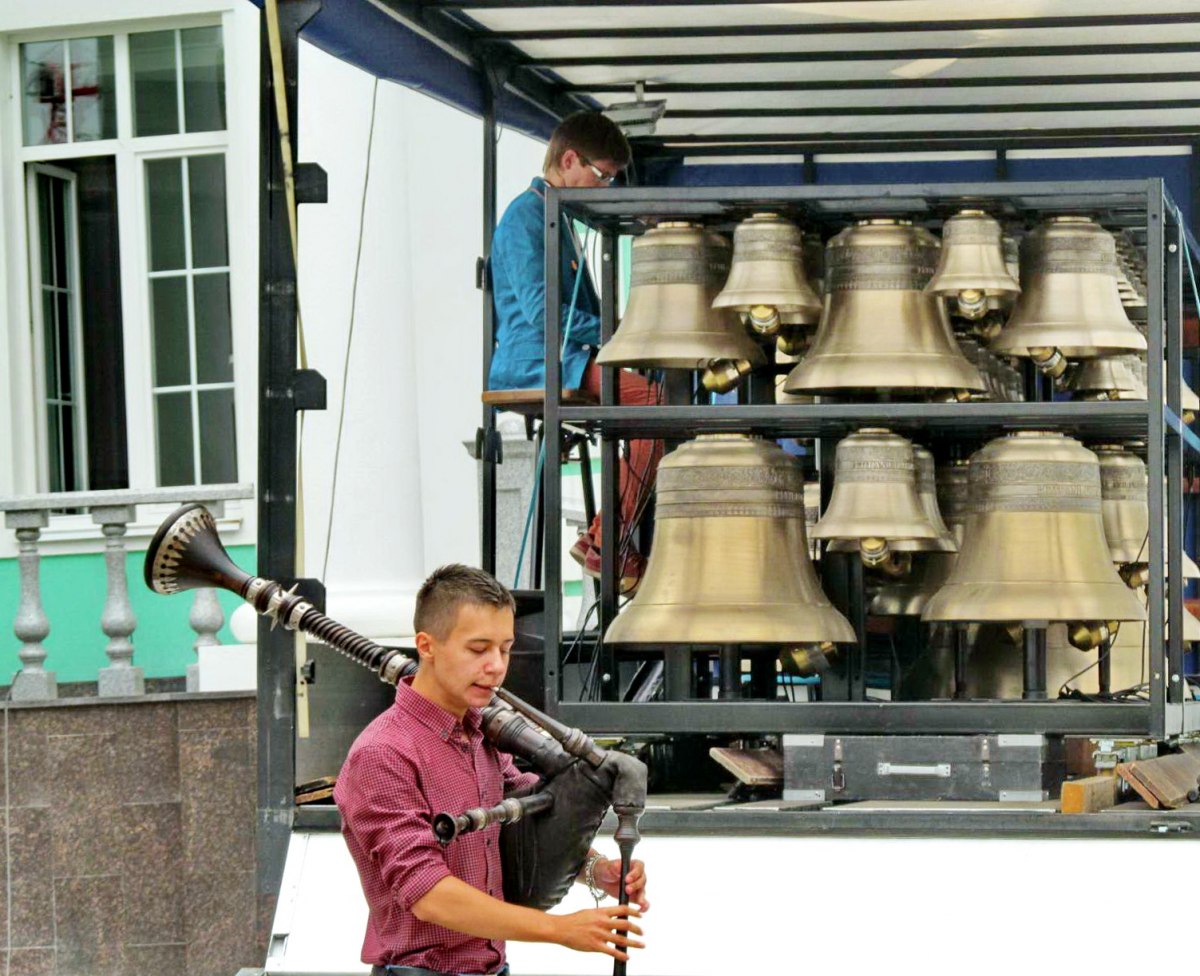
[
  {"left": 480, "top": 388, "right": 597, "bottom": 416},
  {"left": 1117, "top": 753, "right": 1200, "bottom": 809},
  {"left": 709, "top": 746, "right": 783, "bottom": 787},
  {"left": 1060, "top": 775, "right": 1120, "bottom": 814}
]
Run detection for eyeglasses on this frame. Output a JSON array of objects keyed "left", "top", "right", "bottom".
[{"left": 578, "top": 155, "right": 617, "bottom": 185}]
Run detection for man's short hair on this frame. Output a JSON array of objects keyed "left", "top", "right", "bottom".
[
  {"left": 414, "top": 564, "right": 516, "bottom": 640},
  {"left": 543, "top": 111, "right": 632, "bottom": 175}
]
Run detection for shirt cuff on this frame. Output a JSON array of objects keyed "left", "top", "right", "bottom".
[{"left": 395, "top": 862, "right": 453, "bottom": 912}]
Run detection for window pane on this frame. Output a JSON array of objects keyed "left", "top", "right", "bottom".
[
  {"left": 194, "top": 273, "right": 232, "bottom": 383},
  {"left": 181, "top": 26, "right": 225, "bottom": 133},
  {"left": 21, "top": 41, "right": 66, "bottom": 146},
  {"left": 47, "top": 406, "right": 63, "bottom": 492},
  {"left": 156, "top": 391, "right": 194, "bottom": 486},
  {"left": 69, "top": 37, "right": 116, "bottom": 142},
  {"left": 145, "top": 158, "right": 185, "bottom": 271},
  {"left": 61, "top": 405, "right": 79, "bottom": 491},
  {"left": 57, "top": 290, "right": 73, "bottom": 399},
  {"left": 198, "top": 389, "right": 237, "bottom": 483},
  {"left": 151, "top": 277, "right": 190, "bottom": 387},
  {"left": 187, "top": 155, "right": 228, "bottom": 268},
  {"left": 130, "top": 30, "right": 179, "bottom": 137},
  {"left": 42, "top": 290, "right": 59, "bottom": 397}
]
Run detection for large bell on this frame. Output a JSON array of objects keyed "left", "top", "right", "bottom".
[
  {"left": 813, "top": 428, "right": 942, "bottom": 566},
  {"left": 922, "top": 431, "right": 1147, "bottom": 624},
  {"left": 596, "top": 222, "right": 766, "bottom": 390},
  {"left": 990, "top": 217, "right": 1147, "bottom": 371},
  {"left": 1095, "top": 445, "right": 1149, "bottom": 568},
  {"left": 782, "top": 220, "right": 986, "bottom": 397},
  {"left": 713, "top": 213, "right": 822, "bottom": 335},
  {"left": 603, "top": 434, "right": 855, "bottom": 645},
  {"left": 926, "top": 209, "right": 1020, "bottom": 323},
  {"left": 870, "top": 458, "right": 971, "bottom": 615}
]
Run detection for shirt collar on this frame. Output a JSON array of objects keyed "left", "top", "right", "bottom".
[{"left": 393, "top": 676, "right": 483, "bottom": 739}]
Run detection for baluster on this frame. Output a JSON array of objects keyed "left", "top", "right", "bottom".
[
  {"left": 5, "top": 510, "right": 56, "bottom": 701},
  {"left": 92, "top": 504, "right": 144, "bottom": 696},
  {"left": 188, "top": 589, "right": 224, "bottom": 692}
]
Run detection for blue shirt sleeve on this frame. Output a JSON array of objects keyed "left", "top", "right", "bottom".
[{"left": 497, "top": 198, "right": 602, "bottom": 350}]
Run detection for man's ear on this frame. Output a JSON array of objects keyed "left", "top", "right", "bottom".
[
  {"left": 560, "top": 147, "right": 578, "bottom": 171},
  {"left": 414, "top": 631, "right": 435, "bottom": 661}
]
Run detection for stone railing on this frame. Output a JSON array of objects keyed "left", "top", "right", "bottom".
[{"left": 0, "top": 484, "right": 254, "bottom": 701}]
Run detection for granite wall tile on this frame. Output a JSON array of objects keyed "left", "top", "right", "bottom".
[
  {"left": 176, "top": 698, "right": 255, "bottom": 733},
  {"left": 8, "top": 711, "right": 51, "bottom": 809},
  {"left": 179, "top": 729, "right": 255, "bottom": 872},
  {"left": 121, "top": 941, "right": 186, "bottom": 976},
  {"left": 184, "top": 869, "right": 257, "bottom": 976},
  {"left": 9, "top": 878, "right": 54, "bottom": 948},
  {"left": 42, "top": 705, "right": 121, "bottom": 738},
  {"left": 54, "top": 876, "right": 123, "bottom": 976},
  {"left": 46, "top": 733, "right": 123, "bottom": 879},
  {"left": 114, "top": 705, "right": 179, "bottom": 804},
  {"left": 8, "top": 947, "right": 56, "bottom": 976},
  {"left": 9, "top": 807, "right": 52, "bottom": 886},
  {"left": 120, "top": 803, "right": 183, "bottom": 945}
]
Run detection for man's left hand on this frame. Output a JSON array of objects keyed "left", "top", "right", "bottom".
[{"left": 594, "top": 857, "right": 650, "bottom": 912}]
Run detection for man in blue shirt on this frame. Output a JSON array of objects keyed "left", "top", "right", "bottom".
[{"left": 488, "top": 112, "right": 661, "bottom": 593}]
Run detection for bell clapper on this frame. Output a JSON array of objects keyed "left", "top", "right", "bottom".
[
  {"left": 1066, "top": 620, "right": 1112, "bottom": 652},
  {"left": 1028, "top": 346, "right": 1069, "bottom": 378},
  {"left": 747, "top": 304, "right": 781, "bottom": 337},
  {"left": 955, "top": 288, "right": 988, "bottom": 321},
  {"left": 780, "top": 642, "right": 836, "bottom": 677},
  {"left": 700, "top": 359, "right": 753, "bottom": 394},
  {"left": 859, "top": 538, "right": 912, "bottom": 577},
  {"left": 1119, "top": 562, "right": 1150, "bottom": 589}
]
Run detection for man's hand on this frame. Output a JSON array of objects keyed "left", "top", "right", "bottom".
[
  {"left": 555, "top": 905, "right": 644, "bottom": 961},
  {"left": 594, "top": 857, "right": 650, "bottom": 912}
]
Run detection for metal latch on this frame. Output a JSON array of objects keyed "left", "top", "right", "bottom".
[{"left": 877, "top": 762, "right": 953, "bottom": 778}]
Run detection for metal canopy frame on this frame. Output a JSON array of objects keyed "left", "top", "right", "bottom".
[
  {"left": 256, "top": 0, "right": 1200, "bottom": 919},
  {"left": 537, "top": 178, "right": 1197, "bottom": 739}
]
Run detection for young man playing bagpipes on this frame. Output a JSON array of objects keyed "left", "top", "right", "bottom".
[{"left": 334, "top": 565, "right": 649, "bottom": 976}]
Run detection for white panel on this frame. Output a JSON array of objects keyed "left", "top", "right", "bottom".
[
  {"left": 514, "top": 23, "right": 1200, "bottom": 60},
  {"left": 546, "top": 51, "right": 1200, "bottom": 87},
  {"left": 651, "top": 107, "right": 1200, "bottom": 137},
  {"left": 268, "top": 829, "right": 1200, "bottom": 976},
  {"left": 464, "top": 0, "right": 1200, "bottom": 33}
]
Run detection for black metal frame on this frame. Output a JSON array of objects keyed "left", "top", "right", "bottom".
[{"left": 538, "top": 178, "right": 1199, "bottom": 739}]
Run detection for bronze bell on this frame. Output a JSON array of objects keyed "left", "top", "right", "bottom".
[
  {"left": 713, "top": 213, "right": 822, "bottom": 336},
  {"left": 783, "top": 220, "right": 985, "bottom": 397},
  {"left": 870, "top": 457, "right": 971, "bottom": 616},
  {"left": 813, "top": 428, "right": 943, "bottom": 568},
  {"left": 1064, "top": 355, "right": 1147, "bottom": 401},
  {"left": 990, "top": 217, "right": 1147, "bottom": 373},
  {"left": 1094, "top": 445, "right": 1149, "bottom": 586},
  {"left": 926, "top": 209, "right": 1021, "bottom": 323},
  {"left": 922, "top": 431, "right": 1147, "bottom": 625},
  {"left": 603, "top": 434, "right": 855, "bottom": 646},
  {"left": 596, "top": 222, "right": 766, "bottom": 392}
]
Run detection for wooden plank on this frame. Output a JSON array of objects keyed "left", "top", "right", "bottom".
[
  {"left": 1130, "top": 753, "right": 1200, "bottom": 808},
  {"left": 709, "top": 746, "right": 783, "bottom": 787},
  {"left": 1061, "top": 774, "right": 1120, "bottom": 814},
  {"left": 1116, "top": 763, "right": 1161, "bottom": 809}
]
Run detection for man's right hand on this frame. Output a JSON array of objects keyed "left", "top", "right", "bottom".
[{"left": 554, "top": 905, "right": 644, "bottom": 961}]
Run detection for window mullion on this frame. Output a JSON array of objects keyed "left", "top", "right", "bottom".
[
  {"left": 113, "top": 32, "right": 133, "bottom": 143},
  {"left": 174, "top": 29, "right": 186, "bottom": 137},
  {"left": 63, "top": 38, "right": 75, "bottom": 144}
]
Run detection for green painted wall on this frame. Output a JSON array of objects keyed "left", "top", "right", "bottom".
[{"left": 0, "top": 544, "right": 256, "bottom": 683}]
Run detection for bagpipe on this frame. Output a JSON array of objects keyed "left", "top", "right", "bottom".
[{"left": 143, "top": 506, "right": 647, "bottom": 934}]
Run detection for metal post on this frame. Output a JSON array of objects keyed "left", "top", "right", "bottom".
[
  {"left": 1166, "top": 220, "right": 1185, "bottom": 706},
  {"left": 663, "top": 648, "right": 692, "bottom": 701},
  {"left": 480, "top": 61, "right": 501, "bottom": 574},
  {"left": 1023, "top": 626, "right": 1048, "bottom": 701},
  {"left": 1099, "top": 637, "right": 1113, "bottom": 695},
  {"left": 256, "top": 0, "right": 324, "bottom": 937},
  {"left": 718, "top": 645, "right": 741, "bottom": 700},
  {"left": 954, "top": 626, "right": 970, "bottom": 700},
  {"left": 543, "top": 186, "right": 563, "bottom": 716},
  {"left": 1146, "top": 182, "right": 1167, "bottom": 736},
  {"left": 598, "top": 230, "right": 620, "bottom": 700}
]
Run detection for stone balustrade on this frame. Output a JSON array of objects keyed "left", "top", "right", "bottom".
[{"left": 0, "top": 484, "right": 254, "bottom": 700}]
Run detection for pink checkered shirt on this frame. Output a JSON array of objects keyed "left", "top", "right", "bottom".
[{"left": 334, "top": 677, "right": 540, "bottom": 972}]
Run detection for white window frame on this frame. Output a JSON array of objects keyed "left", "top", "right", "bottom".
[
  {"left": 25, "top": 161, "right": 89, "bottom": 492},
  {"left": 0, "top": 3, "right": 259, "bottom": 553}
]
